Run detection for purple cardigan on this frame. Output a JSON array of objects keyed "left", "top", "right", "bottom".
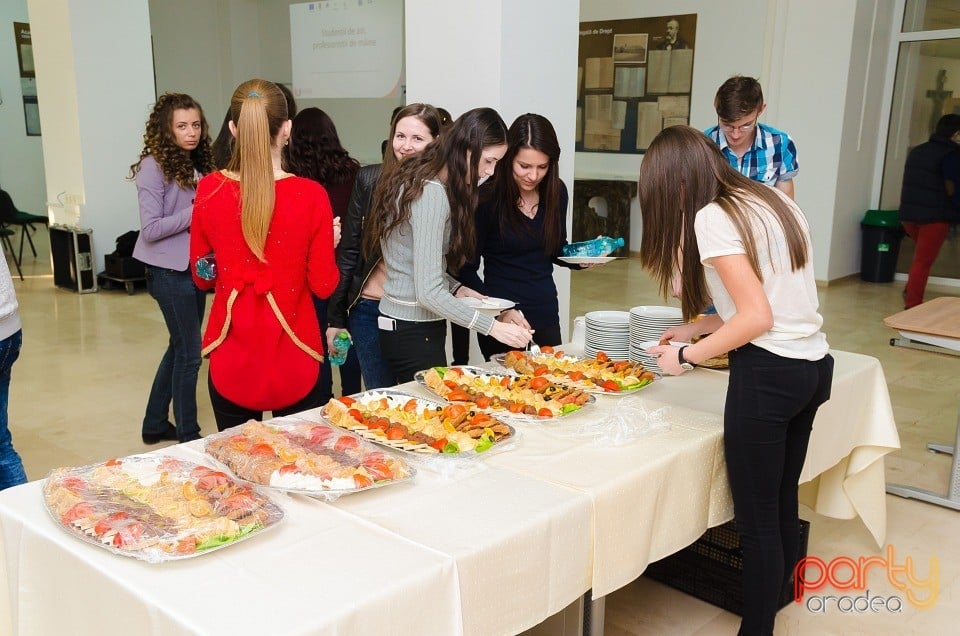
[{"left": 132, "top": 155, "right": 197, "bottom": 271}]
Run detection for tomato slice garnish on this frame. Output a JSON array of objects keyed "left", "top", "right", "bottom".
[
  {"left": 530, "top": 377, "right": 549, "bottom": 391},
  {"left": 334, "top": 436, "right": 360, "bottom": 451}
]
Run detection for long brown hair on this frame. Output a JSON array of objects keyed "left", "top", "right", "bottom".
[
  {"left": 359, "top": 103, "right": 443, "bottom": 259},
  {"left": 226, "top": 79, "right": 289, "bottom": 261},
  {"left": 483, "top": 113, "right": 564, "bottom": 255},
  {"left": 284, "top": 107, "right": 360, "bottom": 185},
  {"left": 365, "top": 107, "right": 506, "bottom": 271},
  {"left": 129, "top": 93, "right": 214, "bottom": 188},
  {"left": 637, "top": 125, "right": 809, "bottom": 320}
]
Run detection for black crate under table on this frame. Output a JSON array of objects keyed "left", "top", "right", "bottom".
[{"left": 643, "top": 519, "right": 810, "bottom": 616}]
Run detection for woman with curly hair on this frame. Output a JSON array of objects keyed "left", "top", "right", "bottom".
[
  {"left": 284, "top": 107, "right": 362, "bottom": 399},
  {"left": 367, "top": 107, "right": 532, "bottom": 383},
  {"left": 129, "top": 93, "right": 215, "bottom": 444},
  {"left": 190, "top": 79, "right": 339, "bottom": 430}
]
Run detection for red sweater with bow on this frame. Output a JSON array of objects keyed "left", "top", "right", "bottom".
[{"left": 190, "top": 172, "right": 339, "bottom": 411}]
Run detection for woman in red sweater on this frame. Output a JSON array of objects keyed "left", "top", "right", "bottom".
[{"left": 190, "top": 79, "right": 339, "bottom": 430}]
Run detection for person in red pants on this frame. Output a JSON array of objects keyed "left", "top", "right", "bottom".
[{"left": 898, "top": 114, "right": 960, "bottom": 309}]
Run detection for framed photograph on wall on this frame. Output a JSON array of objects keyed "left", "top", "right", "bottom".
[
  {"left": 13, "top": 23, "right": 40, "bottom": 136},
  {"left": 14, "top": 22, "right": 34, "bottom": 77},
  {"left": 577, "top": 14, "right": 697, "bottom": 154}
]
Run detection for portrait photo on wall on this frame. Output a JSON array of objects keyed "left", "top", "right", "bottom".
[{"left": 577, "top": 13, "right": 696, "bottom": 154}]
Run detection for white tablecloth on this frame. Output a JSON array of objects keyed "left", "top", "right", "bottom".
[
  {"left": 635, "top": 349, "right": 901, "bottom": 546},
  {"left": 0, "top": 349, "right": 899, "bottom": 634},
  {"left": 0, "top": 463, "right": 462, "bottom": 636}
]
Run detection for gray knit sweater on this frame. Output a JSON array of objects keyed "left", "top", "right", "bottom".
[{"left": 379, "top": 180, "right": 495, "bottom": 334}]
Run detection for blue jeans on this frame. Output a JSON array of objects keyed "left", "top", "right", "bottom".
[
  {"left": 348, "top": 298, "right": 394, "bottom": 390},
  {"left": 312, "top": 296, "right": 362, "bottom": 399},
  {"left": 144, "top": 266, "right": 205, "bottom": 442},
  {"left": 0, "top": 330, "right": 26, "bottom": 490}
]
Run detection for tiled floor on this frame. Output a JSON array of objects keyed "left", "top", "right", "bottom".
[{"left": 5, "top": 238, "right": 958, "bottom": 634}]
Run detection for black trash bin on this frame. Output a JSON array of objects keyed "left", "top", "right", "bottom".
[{"left": 860, "top": 209, "right": 903, "bottom": 283}]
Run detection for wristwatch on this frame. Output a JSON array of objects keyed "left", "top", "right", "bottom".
[{"left": 678, "top": 346, "right": 696, "bottom": 371}]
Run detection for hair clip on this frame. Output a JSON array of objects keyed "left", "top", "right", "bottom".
[{"left": 248, "top": 91, "right": 260, "bottom": 97}]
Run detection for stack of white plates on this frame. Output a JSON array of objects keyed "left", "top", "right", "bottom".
[
  {"left": 584, "top": 310, "right": 630, "bottom": 360},
  {"left": 629, "top": 306, "right": 685, "bottom": 372}
]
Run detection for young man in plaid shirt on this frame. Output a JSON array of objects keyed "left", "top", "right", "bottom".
[{"left": 705, "top": 76, "right": 799, "bottom": 200}]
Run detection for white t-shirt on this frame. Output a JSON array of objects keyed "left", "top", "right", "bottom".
[{"left": 694, "top": 192, "right": 829, "bottom": 360}]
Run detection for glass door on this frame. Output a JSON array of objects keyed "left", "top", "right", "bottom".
[{"left": 879, "top": 1, "right": 960, "bottom": 279}]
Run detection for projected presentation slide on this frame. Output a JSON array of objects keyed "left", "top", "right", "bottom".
[{"left": 290, "top": 1, "right": 402, "bottom": 99}]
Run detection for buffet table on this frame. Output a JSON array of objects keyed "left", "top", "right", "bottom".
[
  {"left": 0, "top": 349, "right": 899, "bottom": 635},
  {"left": 635, "top": 348, "right": 901, "bottom": 547}
]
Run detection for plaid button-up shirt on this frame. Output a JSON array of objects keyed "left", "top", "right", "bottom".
[{"left": 704, "top": 122, "right": 799, "bottom": 187}]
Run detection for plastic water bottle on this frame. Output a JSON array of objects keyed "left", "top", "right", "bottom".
[
  {"left": 195, "top": 253, "right": 217, "bottom": 281},
  {"left": 561, "top": 236, "right": 624, "bottom": 258},
  {"left": 329, "top": 331, "right": 352, "bottom": 366}
]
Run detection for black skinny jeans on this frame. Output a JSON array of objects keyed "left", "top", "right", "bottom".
[
  {"left": 724, "top": 344, "right": 834, "bottom": 636},
  {"left": 208, "top": 371, "right": 325, "bottom": 432},
  {"left": 378, "top": 318, "right": 447, "bottom": 384}
]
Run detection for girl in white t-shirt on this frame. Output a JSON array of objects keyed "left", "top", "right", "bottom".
[{"left": 639, "top": 126, "right": 834, "bottom": 636}]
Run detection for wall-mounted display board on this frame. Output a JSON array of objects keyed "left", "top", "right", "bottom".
[
  {"left": 13, "top": 22, "right": 40, "bottom": 136},
  {"left": 576, "top": 14, "right": 696, "bottom": 154}
]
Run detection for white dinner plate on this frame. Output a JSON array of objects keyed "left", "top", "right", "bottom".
[
  {"left": 637, "top": 339, "right": 690, "bottom": 348},
  {"left": 462, "top": 297, "right": 516, "bottom": 315},
  {"left": 558, "top": 256, "right": 617, "bottom": 265},
  {"left": 585, "top": 310, "right": 630, "bottom": 324}
]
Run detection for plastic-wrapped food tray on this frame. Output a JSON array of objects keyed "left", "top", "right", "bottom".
[
  {"left": 42, "top": 454, "right": 283, "bottom": 563},
  {"left": 204, "top": 418, "right": 415, "bottom": 498},
  {"left": 315, "top": 389, "right": 517, "bottom": 458},
  {"left": 492, "top": 350, "right": 657, "bottom": 395},
  {"left": 415, "top": 365, "right": 595, "bottom": 421}
]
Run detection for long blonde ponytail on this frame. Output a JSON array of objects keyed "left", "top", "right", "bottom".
[{"left": 226, "top": 79, "right": 289, "bottom": 261}]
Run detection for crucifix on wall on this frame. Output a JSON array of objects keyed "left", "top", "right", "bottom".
[{"left": 927, "top": 69, "right": 952, "bottom": 134}]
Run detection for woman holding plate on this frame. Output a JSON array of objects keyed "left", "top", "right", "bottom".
[
  {"left": 457, "top": 113, "right": 587, "bottom": 361},
  {"left": 640, "top": 126, "right": 833, "bottom": 636}
]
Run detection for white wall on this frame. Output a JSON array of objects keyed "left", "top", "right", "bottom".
[
  {"left": 406, "top": 0, "right": 579, "bottom": 352},
  {"left": 30, "top": 0, "right": 156, "bottom": 268},
  {"left": 147, "top": 0, "right": 222, "bottom": 123},
  {"left": 828, "top": 0, "right": 897, "bottom": 280},
  {"left": 148, "top": 0, "right": 401, "bottom": 166},
  {"left": 0, "top": 0, "right": 46, "bottom": 213},
  {"left": 405, "top": 1, "right": 503, "bottom": 117},
  {"left": 28, "top": 0, "right": 85, "bottom": 218}
]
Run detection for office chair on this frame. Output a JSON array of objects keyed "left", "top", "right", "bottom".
[
  {"left": 0, "top": 188, "right": 49, "bottom": 277},
  {"left": 0, "top": 227, "right": 22, "bottom": 281}
]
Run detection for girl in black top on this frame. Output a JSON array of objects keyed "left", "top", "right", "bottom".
[{"left": 458, "top": 113, "right": 584, "bottom": 361}]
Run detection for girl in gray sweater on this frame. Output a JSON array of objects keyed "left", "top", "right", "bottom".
[{"left": 366, "top": 108, "right": 533, "bottom": 382}]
